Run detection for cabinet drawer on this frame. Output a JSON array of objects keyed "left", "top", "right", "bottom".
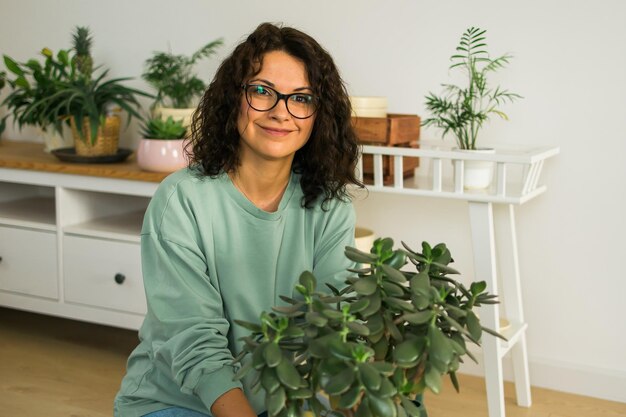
[
  {"left": 63, "top": 235, "right": 146, "bottom": 314},
  {"left": 0, "top": 226, "right": 58, "bottom": 299}
]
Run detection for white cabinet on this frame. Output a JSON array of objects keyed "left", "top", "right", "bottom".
[
  {"left": 63, "top": 235, "right": 145, "bottom": 315},
  {"left": 0, "top": 225, "right": 58, "bottom": 299},
  {"left": 0, "top": 167, "right": 157, "bottom": 330}
]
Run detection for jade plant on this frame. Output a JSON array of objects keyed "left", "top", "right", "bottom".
[
  {"left": 141, "top": 115, "right": 187, "bottom": 140},
  {"left": 422, "top": 27, "right": 521, "bottom": 150},
  {"left": 233, "top": 238, "right": 503, "bottom": 417}
]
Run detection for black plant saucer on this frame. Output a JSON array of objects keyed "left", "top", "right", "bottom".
[{"left": 51, "top": 147, "right": 133, "bottom": 164}]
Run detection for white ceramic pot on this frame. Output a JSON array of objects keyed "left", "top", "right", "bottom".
[
  {"left": 39, "top": 124, "right": 72, "bottom": 152},
  {"left": 355, "top": 227, "right": 375, "bottom": 253},
  {"left": 350, "top": 96, "right": 388, "bottom": 118},
  {"left": 152, "top": 107, "right": 196, "bottom": 130},
  {"left": 455, "top": 148, "right": 496, "bottom": 190},
  {"left": 137, "top": 138, "right": 190, "bottom": 173}
]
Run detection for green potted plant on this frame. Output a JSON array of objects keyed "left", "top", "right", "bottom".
[
  {"left": 0, "top": 47, "right": 76, "bottom": 151},
  {"left": 422, "top": 27, "right": 521, "bottom": 189},
  {"left": 142, "top": 38, "right": 223, "bottom": 128},
  {"left": 137, "top": 116, "right": 189, "bottom": 173},
  {"left": 234, "top": 238, "right": 503, "bottom": 417},
  {"left": 36, "top": 26, "right": 151, "bottom": 156}
]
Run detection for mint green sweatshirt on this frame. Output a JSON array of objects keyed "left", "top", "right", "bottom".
[{"left": 114, "top": 168, "right": 355, "bottom": 417}]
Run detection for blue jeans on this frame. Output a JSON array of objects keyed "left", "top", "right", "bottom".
[{"left": 142, "top": 407, "right": 267, "bottom": 417}]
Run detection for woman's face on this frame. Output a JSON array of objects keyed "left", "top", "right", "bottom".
[{"left": 237, "top": 50, "right": 316, "bottom": 167}]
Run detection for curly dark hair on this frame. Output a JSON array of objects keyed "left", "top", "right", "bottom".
[{"left": 188, "top": 22, "right": 363, "bottom": 208}]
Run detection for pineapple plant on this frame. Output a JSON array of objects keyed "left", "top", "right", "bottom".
[{"left": 71, "top": 26, "right": 93, "bottom": 80}]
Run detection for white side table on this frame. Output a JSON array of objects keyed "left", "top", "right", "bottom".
[{"left": 358, "top": 141, "right": 559, "bottom": 417}]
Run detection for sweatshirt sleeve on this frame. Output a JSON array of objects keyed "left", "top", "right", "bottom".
[
  {"left": 312, "top": 200, "right": 358, "bottom": 291},
  {"left": 139, "top": 178, "right": 242, "bottom": 412}
]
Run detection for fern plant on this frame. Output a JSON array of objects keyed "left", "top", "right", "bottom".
[
  {"left": 422, "top": 27, "right": 521, "bottom": 150},
  {"left": 142, "top": 38, "right": 223, "bottom": 109}
]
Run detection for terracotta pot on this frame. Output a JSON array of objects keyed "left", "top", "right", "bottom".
[{"left": 137, "top": 138, "right": 190, "bottom": 173}]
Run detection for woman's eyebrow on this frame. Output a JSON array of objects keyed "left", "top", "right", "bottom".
[{"left": 249, "top": 78, "right": 312, "bottom": 92}]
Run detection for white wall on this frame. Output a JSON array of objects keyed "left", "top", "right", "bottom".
[{"left": 1, "top": 0, "right": 625, "bottom": 404}]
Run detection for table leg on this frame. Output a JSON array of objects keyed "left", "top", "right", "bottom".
[{"left": 469, "top": 202, "right": 506, "bottom": 417}]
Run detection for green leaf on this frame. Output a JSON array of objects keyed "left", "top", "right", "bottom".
[
  {"left": 264, "top": 342, "right": 283, "bottom": 368},
  {"left": 449, "top": 371, "right": 460, "bottom": 393},
  {"left": 470, "top": 281, "right": 487, "bottom": 295},
  {"left": 275, "top": 358, "right": 302, "bottom": 390},
  {"left": 410, "top": 271, "right": 430, "bottom": 295},
  {"left": 328, "top": 338, "right": 354, "bottom": 361},
  {"left": 385, "top": 250, "right": 407, "bottom": 269},
  {"left": 305, "top": 311, "right": 328, "bottom": 327},
  {"left": 424, "top": 363, "right": 442, "bottom": 394},
  {"left": 428, "top": 325, "right": 454, "bottom": 365},
  {"left": 232, "top": 360, "right": 252, "bottom": 381},
  {"left": 368, "top": 395, "right": 397, "bottom": 417},
  {"left": 355, "top": 398, "right": 374, "bottom": 417},
  {"left": 266, "top": 387, "right": 286, "bottom": 416},
  {"left": 345, "top": 247, "right": 378, "bottom": 264},
  {"left": 353, "top": 276, "right": 378, "bottom": 296},
  {"left": 394, "top": 339, "right": 422, "bottom": 367},
  {"left": 234, "top": 319, "right": 262, "bottom": 333},
  {"left": 252, "top": 343, "right": 267, "bottom": 369},
  {"left": 4, "top": 56, "right": 23, "bottom": 76},
  {"left": 365, "top": 313, "right": 384, "bottom": 335},
  {"left": 381, "top": 264, "right": 407, "bottom": 283},
  {"left": 358, "top": 362, "right": 381, "bottom": 391},
  {"left": 382, "top": 281, "right": 405, "bottom": 297},
  {"left": 402, "top": 310, "right": 434, "bottom": 325},
  {"left": 466, "top": 311, "right": 482, "bottom": 341},
  {"left": 321, "top": 309, "right": 344, "bottom": 320},
  {"left": 360, "top": 293, "right": 382, "bottom": 318},
  {"left": 347, "top": 321, "right": 370, "bottom": 336},
  {"left": 338, "top": 385, "right": 362, "bottom": 409},
  {"left": 375, "top": 377, "right": 397, "bottom": 398},
  {"left": 400, "top": 396, "right": 422, "bottom": 417},
  {"left": 349, "top": 297, "right": 370, "bottom": 314},
  {"left": 323, "top": 367, "right": 355, "bottom": 396},
  {"left": 385, "top": 297, "right": 415, "bottom": 312},
  {"left": 287, "top": 387, "right": 313, "bottom": 399},
  {"left": 261, "top": 367, "right": 281, "bottom": 393},
  {"left": 299, "top": 271, "right": 316, "bottom": 293}
]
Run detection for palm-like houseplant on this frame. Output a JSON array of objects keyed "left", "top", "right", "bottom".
[
  {"left": 0, "top": 47, "right": 76, "bottom": 149},
  {"left": 234, "top": 238, "right": 503, "bottom": 417},
  {"left": 142, "top": 38, "right": 223, "bottom": 109},
  {"left": 422, "top": 27, "right": 521, "bottom": 150}
]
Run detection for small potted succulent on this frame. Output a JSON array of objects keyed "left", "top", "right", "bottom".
[
  {"left": 142, "top": 38, "right": 223, "bottom": 129},
  {"left": 422, "top": 27, "right": 521, "bottom": 189},
  {"left": 137, "top": 116, "right": 189, "bottom": 173},
  {"left": 234, "top": 238, "right": 503, "bottom": 417},
  {"left": 0, "top": 47, "right": 75, "bottom": 151},
  {"left": 33, "top": 26, "right": 151, "bottom": 157}
]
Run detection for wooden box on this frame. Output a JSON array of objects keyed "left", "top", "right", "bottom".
[
  {"left": 362, "top": 142, "right": 420, "bottom": 185},
  {"left": 352, "top": 114, "right": 421, "bottom": 145}
]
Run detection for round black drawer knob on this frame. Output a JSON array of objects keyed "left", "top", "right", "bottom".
[{"left": 114, "top": 273, "right": 126, "bottom": 284}]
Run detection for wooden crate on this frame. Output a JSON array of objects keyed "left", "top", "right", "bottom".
[
  {"left": 352, "top": 114, "right": 421, "bottom": 145},
  {"left": 362, "top": 142, "right": 420, "bottom": 185}
]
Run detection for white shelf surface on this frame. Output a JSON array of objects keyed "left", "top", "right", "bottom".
[
  {"left": 0, "top": 197, "right": 56, "bottom": 231},
  {"left": 359, "top": 141, "right": 559, "bottom": 205},
  {"left": 63, "top": 210, "right": 145, "bottom": 243}
]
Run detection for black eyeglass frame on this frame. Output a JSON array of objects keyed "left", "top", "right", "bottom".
[{"left": 241, "top": 83, "right": 318, "bottom": 119}]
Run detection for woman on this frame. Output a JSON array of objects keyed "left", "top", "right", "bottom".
[{"left": 115, "top": 22, "right": 362, "bottom": 417}]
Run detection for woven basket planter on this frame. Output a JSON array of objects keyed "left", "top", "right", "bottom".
[{"left": 70, "top": 115, "right": 121, "bottom": 156}]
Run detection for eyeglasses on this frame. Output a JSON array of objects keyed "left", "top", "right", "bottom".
[{"left": 242, "top": 84, "right": 318, "bottom": 119}]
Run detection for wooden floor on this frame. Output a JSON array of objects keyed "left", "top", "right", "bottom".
[{"left": 1, "top": 307, "right": 624, "bottom": 417}]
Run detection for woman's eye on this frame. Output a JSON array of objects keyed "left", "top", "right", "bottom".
[
  {"left": 291, "top": 94, "right": 312, "bottom": 104},
  {"left": 253, "top": 86, "right": 271, "bottom": 96}
]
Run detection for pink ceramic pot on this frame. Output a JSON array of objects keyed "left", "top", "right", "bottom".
[{"left": 137, "top": 138, "right": 190, "bottom": 173}]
